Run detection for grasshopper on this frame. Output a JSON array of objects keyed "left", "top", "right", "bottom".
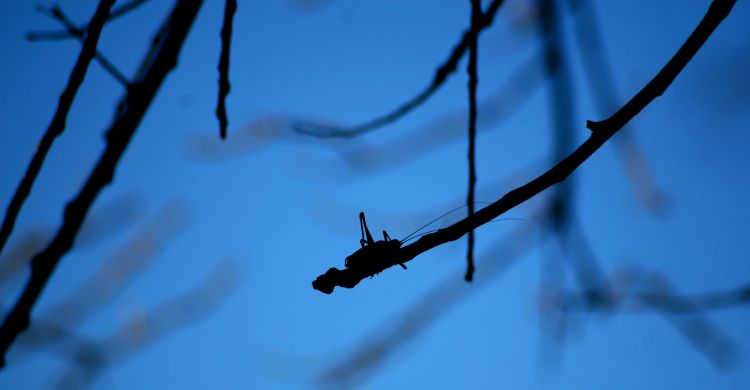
[{"left": 344, "top": 212, "right": 407, "bottom": 272}]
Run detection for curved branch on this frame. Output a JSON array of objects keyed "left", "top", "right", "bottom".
[
  {"left": 313, "top": 0, "right": 737, "bottom": 294},
  {"left": 27, "top": 0, "right": 151, "bottom": 41},
  {"left": 295, "top": 0, "right": 508, "bottom": 138}
]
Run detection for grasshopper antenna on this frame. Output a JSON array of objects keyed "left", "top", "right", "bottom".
[
  {"left": 401, "top": 216, "right": 524, "bottom": 244},
  {"left": 400, "top": 203, "right": 491, "bottom": 244},
  {"left": 359, "top": 212, "right": 375, "bottom": 247}
]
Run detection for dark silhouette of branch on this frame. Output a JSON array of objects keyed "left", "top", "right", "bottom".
[
  {"left": 0, "top": 0, "right": 204, "bottom": 368},
  {"left": 32, "top": 4, "right": 130, "bottom": 87},
  {"left": 216, "top": 0, "right": 237, "bottom": 140},
  {"left": 27, "top": 0, "right": 151, "bottom": 41},
  {"left": 312, "top": 0, "right": 736, "bottom": 294},
  {"left": 0, "top": 0, "right": 114, "bottom": 271},
  {"left": 568, "top": 0, "right": 667, "bottom": 215},
  {"left": 294, "top": 0, "right": 508, "bottom": 138},
  {"left": 465, "top": 0, "right": 481, "bottom": 282}
]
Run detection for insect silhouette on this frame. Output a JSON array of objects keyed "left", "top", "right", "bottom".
[
  {"left": 343, "top": 206, "right": 521, "bottom": 274},
  {"left": 344, "top": 207, "right": 477, "bottom": 271},
  {"left": 344, "top": 212, "right": 407, "bottom": 271}
]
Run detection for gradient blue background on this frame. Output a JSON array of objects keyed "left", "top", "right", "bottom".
[{"left": 1, "top": 0, "right": 750, "bottom": 388}]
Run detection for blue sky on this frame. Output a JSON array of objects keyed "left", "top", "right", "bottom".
[{"left": 1, "top": 0, "right": 750, "bottom": 388}]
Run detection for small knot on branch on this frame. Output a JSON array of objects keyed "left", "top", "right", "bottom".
[{"left": 586, "top": 119, "right": 606, "bottom": 132}]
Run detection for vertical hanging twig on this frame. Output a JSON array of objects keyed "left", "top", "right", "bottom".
[
  {"left": 0, "top": 0, "right": 114, "bottom": 265},
  {"left": 465, "top": 0, "right": 482, "bottom": 281},
  {"left": 0, "top": 0, "right": 204, "bottom": 368},
  {"left": 217, "top": 0, "right": 237, "bottom": 139}
]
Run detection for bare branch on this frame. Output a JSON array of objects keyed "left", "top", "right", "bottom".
[
  {"left": 568, "top": 0, "right": 667, "bottom": 215},
  {"left": 312, "top": 0, "right": 737, "bottom": 294},
  {"left": 295, "top": 0, "right": 508, "bottom": 138},
  {"left": 27, "top": 0, "right": 151, "bottom": 41},
  {"left": 0, "top": 0, "right": 204, "bottom": 368},
  {"left": 0, "top": 0, "right": 114, "bottom": 270},
  {"left": 33, "top": 4, "right": 130, "bottom": 86}
]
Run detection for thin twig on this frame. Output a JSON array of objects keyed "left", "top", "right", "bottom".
[
  {"left": 217, "top": 0, "right": 237, "bottom": 140},
  {"left": 465, "top": 0, "right": 481, "bottom": 282},
  {"left": 294, "top": 0, "right": 508, "bottom": 138},
  {"left": 559, "top": 278, "right": 750, "bottom": 314},
  {"left": 33, "top": 4, "right": 130, "bottom": 86},
  {"left": 312, "top": 0, "right": 737, "bottom": 294},
  {"left": 0, "top": 0, "right": 114, "bottom": 271},
  {"left": 27, "top": 0, "right": 151, "bottom": 41},
  {"left": 544, "top": 268, "right": 739, "bottom": 368},
  {"left": 0, "top": 0, "right": 204, "bottom": 368}
]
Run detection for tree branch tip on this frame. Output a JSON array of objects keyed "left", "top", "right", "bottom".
[{"left": 312, "top": 267, "right": 340, "bottom": 294}]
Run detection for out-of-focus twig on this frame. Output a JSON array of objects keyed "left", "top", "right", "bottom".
[
  {"left": 0, "top": 0, "right": 114, "bottom": 278},
  {"left": 556, "top": 275, "right": 750, "bottom": 315},
  {"left": 183, "top": 51, "right": 545, "bottom": 167},
  {"left": 21, "top": 201, "right": 190, "bottom": 349},
  {"left": 0, "top": 193, "right": 145, "bottom": 287},
  {"left": 534, "top": 0, "right": 580, "bottom": 360},
  {"left": 545, "top": 268, "right": 742, "bottom": 368},
  {"left": 0, "top": 0, "right": 204, "bottom": 368},
  {"left": 216, "top": 0, "right": 237, "bottom": 140},
  {"left": 43, "top": 260, "right": 241, "bottom": 389},
  {"left": 313, "top": 0, "right": 737, "bottom": 294}
]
